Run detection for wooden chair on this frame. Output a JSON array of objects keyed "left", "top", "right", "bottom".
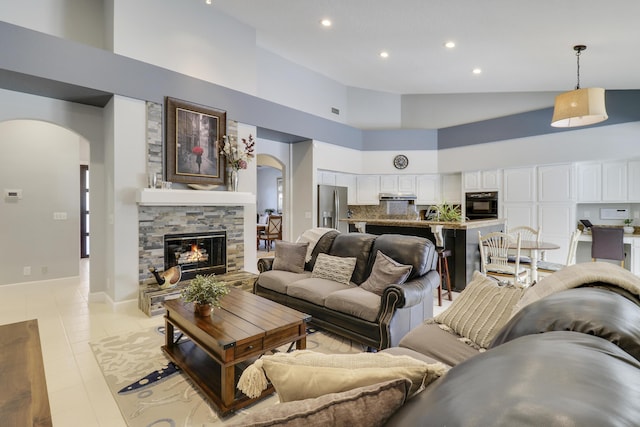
[
  {"left": 507, "top": 226, "right": 541, "bottom": 263},
  {"left": 591, "top": 226, "right": 625, "bottom": 267},
  {"left": 258, "top": 215, "right": 282, "bottom": 251},
  {"left": 478, "top": 231, "right": 529, "bottom": 285},
  {"left": 537, "top": 229, "right": 582, "bottom": 274}
]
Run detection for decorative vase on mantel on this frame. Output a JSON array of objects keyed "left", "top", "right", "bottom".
[
  {"left": 194, "top": 302, "right": 213, "bottom": 317},
  {"left": 227, "top": 168, "right": 239, "bottom": 192}
]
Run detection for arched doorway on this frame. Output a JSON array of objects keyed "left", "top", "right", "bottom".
[
  {"left": 256, "top": 153, "right": 286, "bottom": 248},
  {"left": 0, "top": 119, "right": 91, "bottom": 285}
]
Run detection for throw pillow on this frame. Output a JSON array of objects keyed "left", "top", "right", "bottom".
[
  {"left": 228, "top": 378, "right": 411, "bottom": 427},
  {"left": 434, "top": 271, "right": 525, "bottom": 349},
  {"left": 360, "top": 251, "right": 413, "bottom": 295},
  {"left": 237, "top": 350, "right": 448, "bottom": 401},
  {"left": 311, "top": 253, "right": 357, "bottom": 285},
  {"left": 272, "top": 241, "right": 309, "bottom": 274}
]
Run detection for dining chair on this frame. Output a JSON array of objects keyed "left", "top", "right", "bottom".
[
  {"left": 507, "top": 226, "right": 541, "bottom": 264},
  {"left": 258, "top": 215, "right": 282, "bottom": 251},
  {"left": 536, "top": 229, "right": 582, "bottom": 274},
  {"left": 591, "top": 226, "right": 625, "bottom": 267},
  {"left": 478, "top": 231, "right": 529, "bottom": 285}
]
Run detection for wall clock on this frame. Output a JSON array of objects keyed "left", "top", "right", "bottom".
[{"left": 393, "top": 154, "right": 409, "bottom": 170}]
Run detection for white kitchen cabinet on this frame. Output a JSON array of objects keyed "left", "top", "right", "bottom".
[
  {"left": 318, "top": 171, "right": 336, "bottom": 186},
  {"left": 503, "top": 167, "right": 536, "bottom": 203},
  {"left": 441, "top": 173, "right": 462, "bottom": 203},
  {"left": 538, "top": 203, "right": 577, "bottom": 264},
  {"left": 577, "top": 162, "right": 601, "bottom": 202},
  {"left": 602, "top": 161, "right": 627, "bottom": 202},
  {"left": 335, "top": 173, "right": 356, "bottom": 205},
  {"left": 628, "top": 160, "right": 640, "bottom": 202},
  {"left": 355, "top": 175, "right": 380, "bottom": 205},
  {"left": 538, "top": 164, "right": 574, "bottom": 202},
  {"left": 379, "top": 175, "right": 398, "bottom": 193},
  {"left": 482, "top": 170, "right": 501, "bottom": 190},
  {"left": 398, "top": 175, "right": 417, "bottom": 193},
  {"left": 502, "top": 203, "right": 536, "bottom": 230},
  {"left": 463, "top": 170, "right": 500, "bottom": 191},
  {"left": 632, "top": 239, "right": 640, "bottom": 276},
  {"left": 416, "top": 175, "right": 441, "bottom": 205}
]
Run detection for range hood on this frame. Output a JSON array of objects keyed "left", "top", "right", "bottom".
[{"left": 379, "top": 193, "right": 417, "bottom": 201}]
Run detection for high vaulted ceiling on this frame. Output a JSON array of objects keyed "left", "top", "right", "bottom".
[{"left": 212, "top": 0, "right": 640, "bottom": 95}]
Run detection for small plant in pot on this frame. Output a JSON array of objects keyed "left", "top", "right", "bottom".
[
  {"left": 624, "top": 218, "right": 635, "bottom": 234},
  {"left": 181, "top": 274, "right": 230, "bottom": 317}
]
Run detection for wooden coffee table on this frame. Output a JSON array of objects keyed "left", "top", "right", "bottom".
[{"left": 162, "top": 288, "right": 310, "bottom": 415}]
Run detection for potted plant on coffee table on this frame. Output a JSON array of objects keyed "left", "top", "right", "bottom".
[{"left": 181, "top": 274, "right": 230, "bottom": 317}]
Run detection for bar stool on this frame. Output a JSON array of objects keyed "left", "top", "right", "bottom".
[{"left": 437, "top": 248, "right": 453, "bottom": 306}]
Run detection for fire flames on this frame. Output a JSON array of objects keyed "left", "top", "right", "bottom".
[{"left": 183, "top": 243, "right": 207, "bottom": 263}]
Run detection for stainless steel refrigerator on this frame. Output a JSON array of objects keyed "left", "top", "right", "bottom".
[{"left": 317, "top": 185, "right": 349, "bottom": 233}]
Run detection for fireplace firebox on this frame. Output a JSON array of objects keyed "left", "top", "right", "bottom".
[{"left": 164, "top": 231, "right": 227, "bottom": 280}]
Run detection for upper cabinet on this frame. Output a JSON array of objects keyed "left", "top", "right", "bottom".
[
  {"left": 628, "top": 160, "right": 640, "bottom": 202},
  {"left": 441, "top": 173, "right": 462, "bottom": 203},
  {"left": 463, "top": 169, "right": 501, "bottom": 191},
  {"left": 416, "top": 175, "right": 441, "bottom": 205},
  {"left": 503, "top": 167, "right": 536, "bottom": 203},
  {"left": 577, "top": 160, "right": 634, "bottom": 202},
  {"left": 355, "top": 175, "right": 380, "bottom": 205},
  {"left": 538, "top": 164, "right": 575, "bottom": 202}
]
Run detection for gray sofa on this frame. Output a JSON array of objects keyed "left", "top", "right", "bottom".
[{"left": 255, "top": 231, "right": 440, "bottom": 350}]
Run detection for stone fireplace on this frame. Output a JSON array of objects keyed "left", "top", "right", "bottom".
[{"left": 137, "top": 189, "right": 255, "bottom": 286}]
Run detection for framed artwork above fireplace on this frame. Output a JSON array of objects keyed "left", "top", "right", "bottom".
[{"left": 165, "top": 97, "right": 227, "bottom": 186}]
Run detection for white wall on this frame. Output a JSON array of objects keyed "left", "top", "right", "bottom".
[
  {"left": 111, "top": 0, "right": 257, "bottom": 96},
  {"left": 347, "top": 87, "right": 402, "bottom": 129},
  {"left": 0, "top": 120, "right": 81, "bottom": 285},
  {"left": 438, "top": 121, "right": 640, "bottom": 173},
  {"left": 0, "top": 0, "right": 105, "bottom": 48},
  {"left": 257, "top": 167, "right": 281, "bottom": 213}
]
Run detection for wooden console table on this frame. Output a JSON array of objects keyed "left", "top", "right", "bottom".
[{"left": 162, "top": 289, "right": 310, "bottom": 415}]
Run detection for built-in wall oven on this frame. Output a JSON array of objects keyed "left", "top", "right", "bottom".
[{"left": 465, "top": 191, "right": 499, "bottom": 219}]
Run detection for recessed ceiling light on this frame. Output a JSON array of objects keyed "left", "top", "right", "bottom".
[
  {"left": 472, "top": 68, "right": 482, "bottom": 74},
  {"left": 205, "top": 0, "right": 212, "bottom": 4},
  {"left": 380, "top": 51, "right": 389, "bottom": 58},
  {"left": 320, "top": 19, "right": 332, "bottom": 27},
  {"left": 444, "top": 41, "right": 456, "bottom": 48}
]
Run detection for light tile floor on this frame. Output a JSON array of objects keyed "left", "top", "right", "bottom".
[{"left": 0, "top": 259, "right": 457, "bottom": 426}]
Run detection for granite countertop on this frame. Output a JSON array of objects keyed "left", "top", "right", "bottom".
[{"left": 341, "top": 217, "right": 506, "bottom": 230}]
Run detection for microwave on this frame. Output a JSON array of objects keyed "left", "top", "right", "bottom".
[{"left": 465, "top": 192, "right": 499, "bottom": 219}]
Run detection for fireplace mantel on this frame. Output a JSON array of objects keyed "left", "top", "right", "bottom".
[{"left": 136, "top": 189, "right": 255, "bottom": 206}]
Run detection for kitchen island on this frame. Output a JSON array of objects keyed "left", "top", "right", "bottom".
[{"left": 343, "top": 218, "right": 506, "bottom": 291}]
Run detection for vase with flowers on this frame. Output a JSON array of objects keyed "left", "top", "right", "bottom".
[{"left": 220, "top": 134, "right": 255, "bottom": 191}]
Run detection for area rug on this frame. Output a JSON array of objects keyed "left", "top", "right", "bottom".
[{"left": 90, "top": 326, "right": 365, "bottom": 426}]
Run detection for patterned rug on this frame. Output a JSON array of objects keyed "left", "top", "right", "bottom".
[{"left": 90, "top": 326, "right": 365, "bottom": 426}]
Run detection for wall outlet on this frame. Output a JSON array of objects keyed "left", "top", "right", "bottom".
[
  {"left": 41, "top": 266, "right": 48, "bottom": 274},
  {"left": 583, "top": 211, "right": 591, "bottom": 218},
  {"left": 304, "top": 211, "right": 312, "bottom": 219},
  {"left": 635, "top": 211, "right": 640, "bottom": 219},
  {"left": 23, "top": 266, "right": 31, "bottom": 276}
]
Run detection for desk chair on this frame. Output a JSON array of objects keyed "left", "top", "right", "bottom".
[
  {"left": 478, "top": 231, "right": 529, "bottom": 285},
  {"left": 258, "top": 215, "right": 282, "bottom": 251},
  {"left": 591, "top": 226, "right": 625, "bottom": 267}
]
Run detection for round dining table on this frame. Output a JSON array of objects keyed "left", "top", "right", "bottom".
[{"left": 517, "top": 240, "right": 560, "bottom": 283}]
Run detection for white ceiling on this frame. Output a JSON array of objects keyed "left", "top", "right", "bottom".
[{"left": 212, "top": 0, "right": 640, "bottom": 95}]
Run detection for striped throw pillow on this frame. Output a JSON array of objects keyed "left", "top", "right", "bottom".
[{"left": 435, "top": 271, "right": 525, "bottom": 349}]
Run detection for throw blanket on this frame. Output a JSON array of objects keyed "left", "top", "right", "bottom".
[
  {"left": 513, "top": 262, "right": 640, "bottom": 314},
  {"left": 296, "top": 227, "right": 338, "bottom": 262}
]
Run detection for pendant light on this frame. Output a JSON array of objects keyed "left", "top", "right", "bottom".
[{"left": 551, "top": 45, "right": 608, "bottom": 128}]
